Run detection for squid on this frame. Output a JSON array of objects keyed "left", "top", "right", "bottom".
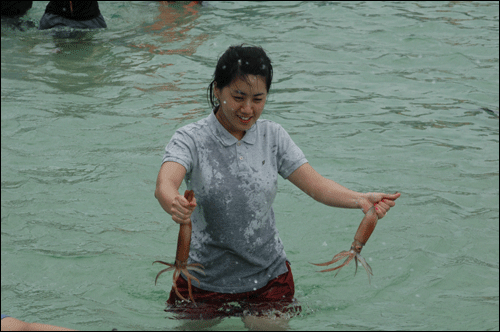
[
  {"left": 153, "top": 190, "right": 205, "bottom": 305},
  {"left": 311, "top": 206, "right": 379, "bottom": 284}
]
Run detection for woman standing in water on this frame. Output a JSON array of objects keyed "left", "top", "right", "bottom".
[{"left": 154, "top": 44, "right": 400, "bottom": 329}]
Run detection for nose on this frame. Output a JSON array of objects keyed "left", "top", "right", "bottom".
[{"left": 241, "top": 100, "right": 252, "bottom": 114}]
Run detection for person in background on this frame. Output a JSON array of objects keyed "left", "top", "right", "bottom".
[
  {"left": 1, "top": 314, "right": 76, "bottom": 331},
  {"left": 1, "top": 1, "right": 32, "bottom": 17},
  {"left": 39, "top": 1, "right": 106, "bottom": 30},
  {"left": 1, "top": 1, "right": 34, "bottom": 31}
]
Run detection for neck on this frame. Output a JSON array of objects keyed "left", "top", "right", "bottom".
[{"left": 215, "top": 108, "right": 245, "bottom": 140}]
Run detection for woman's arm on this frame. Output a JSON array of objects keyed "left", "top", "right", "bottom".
[
  {"left": 287, "top": 163, "right": 399, "bottom": 218},
  {"left": 154, "top": 161, "right": 196, "bottom": 225}
]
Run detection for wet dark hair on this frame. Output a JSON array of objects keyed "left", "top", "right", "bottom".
[{"left": 207, "top": 44, "right": 273, "bottom": 109}]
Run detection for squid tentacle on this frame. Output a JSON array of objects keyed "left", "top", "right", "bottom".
[
  {"left": 310, "top": 251, "right": 350, "bottom": 267},
  {"left": 311, "top": 207, "right": 378, "bottom": 283},
  {"left": 153, "top": 190, "right": 205, "bottom": 306}
]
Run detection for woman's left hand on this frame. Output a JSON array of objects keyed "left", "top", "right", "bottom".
[{"left": 359, "top": 192, "right": 401, "bottom": 219}]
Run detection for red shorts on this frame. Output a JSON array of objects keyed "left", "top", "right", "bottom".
[{"left": 165, "top": 261, "right": 301, "bottom": 320}]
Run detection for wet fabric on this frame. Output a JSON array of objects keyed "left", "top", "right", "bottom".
[
  {"left": 162, "top": 110, "right": 307, "bottom": 293},
  {"left": 165, "top": 261, "right": 301, "bottom": 319},
  {"left": 39, "top": 12, "right": 106, "bottom": 30},
  {"left": 44, "top": 1, "right": 102, "bottom": 21}
]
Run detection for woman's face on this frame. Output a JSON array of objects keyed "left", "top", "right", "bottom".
[{"left": 214, "top": 75, "right": 267, "bottom": 141}]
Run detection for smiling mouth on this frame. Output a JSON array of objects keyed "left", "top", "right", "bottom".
[{"left": 237, "top": 115, "right": 252, "bottom": 122}]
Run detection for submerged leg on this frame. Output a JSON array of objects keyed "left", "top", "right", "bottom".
[{"left": 241, "top": 314, "right": 290, "bottom": 331}]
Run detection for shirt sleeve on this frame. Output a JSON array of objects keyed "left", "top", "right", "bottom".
[
  {"left": 276, "top": 124, "right": 308, "bottom": 179},
  {"left": 162, "top": 127, "right": 196, "bottom": 174}
]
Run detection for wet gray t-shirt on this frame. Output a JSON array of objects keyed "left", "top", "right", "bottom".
[{"left": 162, "top": 110, "right": 307, "bottom": 293}]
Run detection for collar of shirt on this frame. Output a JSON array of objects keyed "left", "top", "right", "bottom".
[{"left": 207, "top": 110, "right": 257, "bottom": 146}]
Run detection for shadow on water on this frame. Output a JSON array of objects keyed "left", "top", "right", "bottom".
[{"left": 480, "top": 107, "right": 499, "bottom": 118}]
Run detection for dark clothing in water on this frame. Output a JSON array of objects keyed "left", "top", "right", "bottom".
[
  {"left": 44, "top": 1, "right": 101, "bottom": 21},
  {"left": 39, "top": 1, "right": 106, "bottom": 30},
  {"left": 1, "top": 1, "right": 35, "bottom": 31},
  {"left": 1, "top": 1, "right": 32, "bottom": 17}
]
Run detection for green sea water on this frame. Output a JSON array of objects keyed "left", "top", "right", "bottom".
[{"left": 1, "top": 1, "right": 498, "bottom": 330}]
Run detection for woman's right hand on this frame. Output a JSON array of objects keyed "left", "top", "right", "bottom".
[{"left": 170, "top": 193, "right": 197, "bottom": 225}]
